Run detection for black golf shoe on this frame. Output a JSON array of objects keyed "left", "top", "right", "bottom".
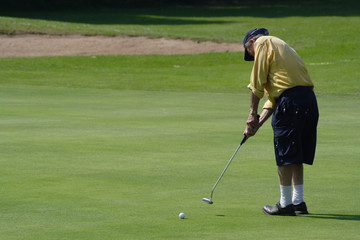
[
  {"left": 294, "top": 202, "right": 309, "bottom": 214},
  {"left": 262, "top": 202, "right": 296, "bottom": 216}
]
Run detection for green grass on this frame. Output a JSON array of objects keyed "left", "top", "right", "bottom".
[
  {"left": 0, "top": 84, "right": 359, "bottom": 239},
  {"left": 0, "top": 53, "right": 358, "bottom": 96},
  {"left": 1, "top": 1, "right": 359, "bottom": 42},
  {"left": 0, "top": 1, "right": 360, "bottom": 239},
  {"left": 0, "top": 54, "right": 245, "bottom": 92},
  {"left": 1, "top": 1, "right": 359, "bottom": 95}
]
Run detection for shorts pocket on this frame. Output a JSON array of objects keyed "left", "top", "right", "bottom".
[
  {"left": 274, "top": 127, "right": 297, "bottom": 158},
  {"left": 272, "top": 101, "right": 295, "bottom": 128}
]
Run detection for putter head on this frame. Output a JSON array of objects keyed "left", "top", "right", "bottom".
[{"left": 202, "top": 198, "right": 213, "bottom": 204}]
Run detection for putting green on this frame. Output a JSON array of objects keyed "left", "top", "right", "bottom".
[{"left": 0, "top": 84, "right": 358, "bottom": 239}]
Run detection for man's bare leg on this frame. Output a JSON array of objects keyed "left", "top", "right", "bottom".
[{"left": 278, "top": 165, "right": 294, "bottom": 207}]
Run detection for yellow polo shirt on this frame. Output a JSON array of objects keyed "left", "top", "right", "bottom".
[{"left": 248, "top": 36, "right": 314, "bottom": 109}]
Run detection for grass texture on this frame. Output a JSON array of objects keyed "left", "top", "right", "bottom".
[
  {"left": 0, "top": 84, "right": 359, "bottom": 239},
  {"left": 0, "top": 1, "right": 359, "bottom": 239}
]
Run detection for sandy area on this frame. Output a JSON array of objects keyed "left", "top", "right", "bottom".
[{"left": 0, "top": 34, "right": 243, "bottom": 57}]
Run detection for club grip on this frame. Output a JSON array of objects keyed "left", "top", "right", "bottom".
[{"left": 240, "top": 134, "right": 247, "bottom": 145}]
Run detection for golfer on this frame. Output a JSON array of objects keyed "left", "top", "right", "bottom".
[{"left": 242, "top": 28, "right": 319, "bottom": 216}]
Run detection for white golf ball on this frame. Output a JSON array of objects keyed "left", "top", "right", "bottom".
[{"left": 179, "top": 212, "right": 185, "bottom": 219}]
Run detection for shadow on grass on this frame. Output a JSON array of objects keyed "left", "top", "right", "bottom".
[
  {"left": 302, "top": 213, "right": 360, "bottom": 221},
  {"left": 0, "top": 0, "right": 358, "bottom": 26}
]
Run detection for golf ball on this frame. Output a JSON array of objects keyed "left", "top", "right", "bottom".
[{"left": 179, "top": 212, "right": 185, "bottom": 219}]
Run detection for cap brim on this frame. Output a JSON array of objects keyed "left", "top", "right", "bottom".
[{"left": 244, "top": 49, "right": 254, "bottom": 61}]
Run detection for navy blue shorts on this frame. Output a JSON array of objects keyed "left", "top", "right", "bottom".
[{"left": 272, "top": 86, "right": 319, "bottom": 166}]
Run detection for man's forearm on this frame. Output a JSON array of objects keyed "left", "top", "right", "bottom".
[
  {"left": 259, "top": 108, "right": 274, "bottom": 126},
  {"left": 249, "top": 91, "right": 274, "bottom": 125},
  {"left": 250, "top": 92, "right": 260, "bottom": 115},
  {"left": 245, "top": 91, "right": 274, "bottom": 138}
]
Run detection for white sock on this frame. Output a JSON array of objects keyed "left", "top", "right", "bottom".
[
  {"left": 292, "top": 184, "right": 304, "bottom": 205},
  {"left": 280, "top": 185, "right": 292, "bottom": 208}
]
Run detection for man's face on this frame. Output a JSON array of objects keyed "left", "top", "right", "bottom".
[{"left": 246, "top": 39, "right": 256, "bottom": 57}]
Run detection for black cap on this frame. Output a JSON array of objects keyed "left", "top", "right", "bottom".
[{"left": 243, "top": 28, "right": 269, "bottom": 61}]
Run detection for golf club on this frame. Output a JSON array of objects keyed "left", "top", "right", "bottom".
[{"left": 202, "top": 135, "right": 247, "bottom": 204}]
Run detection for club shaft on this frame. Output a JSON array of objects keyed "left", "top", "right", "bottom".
[{"left": 209, "top": 135, "right": 247, "bottom": 200}]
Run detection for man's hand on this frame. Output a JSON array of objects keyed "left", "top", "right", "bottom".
[
  {"left": 244, "top": 113, "right": 261, "bottom": 137},
  {"left": 243, "top": 108, "right": 274, "bottom": 138}
]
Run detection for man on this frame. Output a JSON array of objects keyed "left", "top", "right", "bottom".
[{"left": 242, "top": 28, "right": 319, "bottom": 216}]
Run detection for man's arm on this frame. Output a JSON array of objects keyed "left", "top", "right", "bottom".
[
  {"left": 244, "top": 92, "right": 274, "bottom": 137},
  {"left": 259, "top": 108, "right": 274, "bottom": 126},
  {"left": 244, "top": 92, "right": 260, "bottom": 137},
  {"left": 245, "top": 40, "right": 273, "bottom": 138}
]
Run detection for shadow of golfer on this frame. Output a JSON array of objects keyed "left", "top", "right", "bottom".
[{"left": 301, "top": 213, "right": 360, "bottom": 221}]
